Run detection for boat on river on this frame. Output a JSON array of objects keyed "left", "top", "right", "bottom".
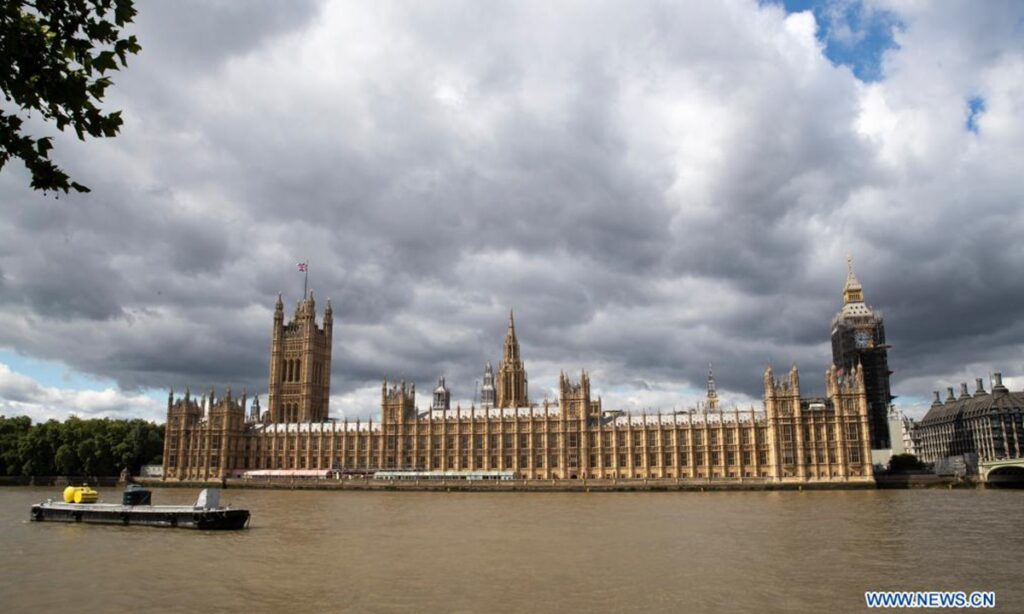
[{"left": 30, "top": 485, "right": 250, "bottom": 530}]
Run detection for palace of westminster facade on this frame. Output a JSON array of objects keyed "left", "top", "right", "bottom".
[{"left": 163, "top": 270, "right": 878, "bottom": 483}]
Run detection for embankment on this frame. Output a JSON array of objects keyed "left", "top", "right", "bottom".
[{"left": 136, "top": 476, "right": 882, "bottom": 492}]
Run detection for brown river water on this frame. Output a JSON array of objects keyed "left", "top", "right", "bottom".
[{"left": 1, "top": 487, "right": 1021, "bottom": 613}]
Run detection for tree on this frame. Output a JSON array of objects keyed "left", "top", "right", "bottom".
[
  {"left": 0, "top": 0, "right": 140, "bottom": 193},
  {"left": 888, "top": 453, "right": 925, "bottom": 474},
  {"left": 54, "top": 442, "right": 79, "bottom": 475},
  {"left": 0, "top": 414, "right": 163, "bottom": 476},
  {"left": 0, "top": 415, "right": 32, "bottom": 475}
]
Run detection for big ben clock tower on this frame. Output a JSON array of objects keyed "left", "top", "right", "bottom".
[{"left": 831, "top": 256, "right": 893, "bottom": 450}]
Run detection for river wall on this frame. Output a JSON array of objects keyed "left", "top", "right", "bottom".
[
  {"left": 2, "top": 475, "right": 980, "bottom": 491},
  {"left": 138, "top": 476, "right": 888, "bottom": 492}
]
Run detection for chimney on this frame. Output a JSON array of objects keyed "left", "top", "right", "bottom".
[
  {"left": 993, "top": 372, "right": 1009, "bottom": 396},
  {"left": 945, "top": 387, "right": 956, "bottom": 402},
  {"left": 974, "top": 378, "right": 986, "bottom": 396},
  {"left": 932, "top": 391, "right": 941, "bottom": 406},
  {"left": 959, "top": 382, "right": 970, "bottom": 400}
]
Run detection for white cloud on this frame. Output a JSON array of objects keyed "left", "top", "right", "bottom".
[
  {"left": 1, "top": 1, "right": 1023, "bottom": 422},
  {"left": 0, "top": 363, "right": 164, "bottom": 423}
]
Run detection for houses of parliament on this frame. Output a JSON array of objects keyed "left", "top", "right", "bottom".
[{"left": 162, "top": 267, "right": 878, "bottom": 483}]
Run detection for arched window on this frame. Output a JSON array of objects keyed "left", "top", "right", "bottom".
[{"left": 295, "top": 359, "right": 301, "bottom": 381}]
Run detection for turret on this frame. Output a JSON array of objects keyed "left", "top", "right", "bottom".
[
  {"left": 432, "top": 377, "right": 451, "bottom": 411},
  {"left": 480, "top": 362, "right": 496, "bottom": 409},
  {"left": 706, "top": 364, "right": 719, "bottom": 411},
  {"left": 382, "top": 378, "right": 417, "bottom": 424},
  {"left": 825, "top": 364, "right": 839, "bottom": 397},
  {"left": 559, "top": 369, "right": 593, "bottom": 421}
]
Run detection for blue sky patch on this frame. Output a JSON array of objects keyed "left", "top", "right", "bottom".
[
  {"left": 966, "top": 96, "right": 985, "bottom": 133},
  {"left": 773, "top": 0, "right": 903, "bottom": 82}
]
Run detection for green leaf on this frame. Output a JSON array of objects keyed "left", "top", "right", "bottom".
[{"left": 0, "top": 0, "right": 139, "bottom": 194}]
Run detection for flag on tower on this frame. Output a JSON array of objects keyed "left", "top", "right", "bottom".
[{"left": 297, "top": 261, "right": 309, "bottom": 298}]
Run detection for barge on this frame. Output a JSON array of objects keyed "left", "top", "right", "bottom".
[{"left": 31, "top": 485, "right": 250, "bottom": 530}]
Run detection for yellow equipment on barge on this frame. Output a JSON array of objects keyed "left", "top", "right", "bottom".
[{"left": 63, "top": 486, "right": 98, "bottom": 504}]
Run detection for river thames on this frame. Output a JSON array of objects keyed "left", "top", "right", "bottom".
[{"left": 1, "top": 487, "right": 1021, "bottom": 613}]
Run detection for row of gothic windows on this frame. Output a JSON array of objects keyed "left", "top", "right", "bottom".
[
  {"left": 282, "top": 359, "right": 302, "bottom": 382},
  {"left": 280, "top": 359, "right": 327, "bottom": 384}
]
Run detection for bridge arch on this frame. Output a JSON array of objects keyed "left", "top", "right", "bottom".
[{"left": 981, "top": 460, "right": 1024, "bottom": 487}]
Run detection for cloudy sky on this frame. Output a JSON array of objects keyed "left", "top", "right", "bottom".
[{"left": 2, "top": 0, "right": 1022, "bottom": 423}]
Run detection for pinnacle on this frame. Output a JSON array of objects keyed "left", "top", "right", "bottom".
[{"left": 844, "top": 254, "right": 862, "bottom": 291}]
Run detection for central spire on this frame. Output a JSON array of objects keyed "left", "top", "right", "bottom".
[{"left": 497, "top": 308, "right": 528, "bottom": 408}]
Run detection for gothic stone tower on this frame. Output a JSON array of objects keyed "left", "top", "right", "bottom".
[
  {"left": 830, "top": 257, "right": 893, "bottom": 449},
  {"left": 496, "top": 309, "right": 528, "bottom": 408},
  {"left": 268, "top": 292, "right": 333, "bottom": 423},
  {"left": 559, "top": 370, "right": 601, "bottom": 478}
]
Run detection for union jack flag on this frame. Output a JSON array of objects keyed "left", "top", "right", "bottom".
[{"left": 297, "top": 262, "right": 308, "bottom": 272}]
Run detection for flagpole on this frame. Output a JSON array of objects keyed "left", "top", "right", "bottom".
[{"left": 304, "top": 260, "right": 309, "bottom": 299}]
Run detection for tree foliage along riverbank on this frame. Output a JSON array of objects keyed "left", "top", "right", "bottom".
[{"left": 0, "top": 415, "right": 163, "bottom": 477}]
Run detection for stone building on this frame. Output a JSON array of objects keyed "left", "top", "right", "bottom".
[
  {"left": 915, "top": 374, "right": 1024, "bottom": 465},
  {"left": 163, "top": 295, "right": 874, "bottom": 483}
]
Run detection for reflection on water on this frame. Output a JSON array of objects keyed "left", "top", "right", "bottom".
[{"left": 1, "top": 487, "right": 1021, "bottom": 613}]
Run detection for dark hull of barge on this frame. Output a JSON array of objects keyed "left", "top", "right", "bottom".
[{"left": 30, "top": 504, "right": 250, "bottom": 530}]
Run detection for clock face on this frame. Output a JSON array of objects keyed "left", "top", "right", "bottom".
[{"left": 854, "top": 331, "right": 871, "bottom": 349}]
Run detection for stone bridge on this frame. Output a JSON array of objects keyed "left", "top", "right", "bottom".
[{"left": 979, "top": 458, "right": 1024, "bottom": 485}]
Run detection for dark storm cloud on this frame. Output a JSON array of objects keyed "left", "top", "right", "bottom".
[{"left": 1, "top": 1, "right": 1023, "bottom": 419}]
